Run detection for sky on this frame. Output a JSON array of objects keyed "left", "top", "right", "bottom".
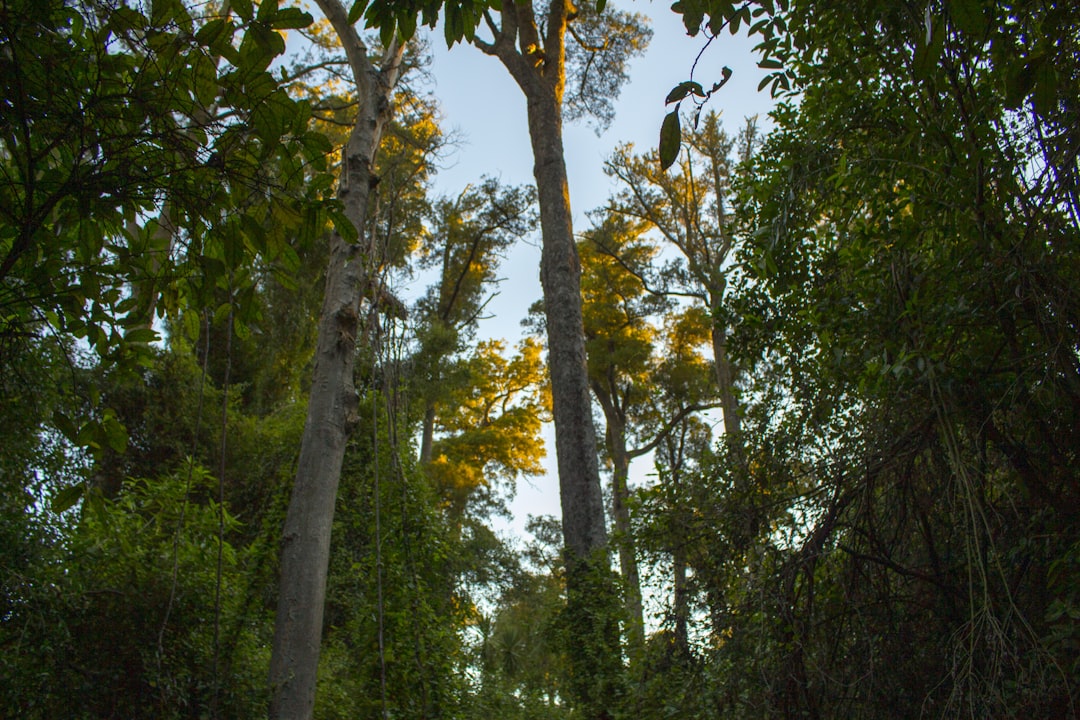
[{"left": 394, "top": 1, "right": 778, "bottom": 539}]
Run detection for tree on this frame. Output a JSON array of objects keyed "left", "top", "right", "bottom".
[
  {"left": 604, "top": 112, "right": 759, "bottom": 454},
  {"left": 469, "top": 4, "right": 650, "bottom": 712},
  {"left": 412, "top": 178, "right": 539, "bottom": 467},
  {"left": 268, "top": 0, "right": 406, "bottom": 716},
  {"left": 711, "top": 0, "right": 1080, "bottom": 715},
  {"left": 0, "top": 0, "right": 326, "bottom": 454},
  {"left": 578, "top": 215, "right": 718, "bottom": 655}
]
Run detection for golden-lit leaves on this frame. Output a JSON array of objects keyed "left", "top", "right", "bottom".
[{"left": 427, "top": 338, "right": 549, "bottom": 513}]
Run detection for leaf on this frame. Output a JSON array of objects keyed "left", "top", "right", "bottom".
[
  {"left": 257, "top": 0, "right": 279, "bottom": 21},
  {"left": 659, "top": 107, "right": 682, "bottom": 171},
  {"left": 913, "top": 13, "right": 946, "bottom": 80},
  {"left": 233, "top": 0, "right": 254, "bottom": 22},
  {"left": 330, "top": 209, "right": 359, "bottom": 244},
  {"left": 1033, "top": 63, "right": 1058, "bottom": 116},
  {"left": 52, "top": 482, "right": 87, "bottom": 514},
  {"left": 102, "top": 411, "right": 129, "bottom": 453},
  {"left": 272, "top": 8, "right": 313, "bottom": 29},
  {"left": 108, "top": 6, "right": 147, "bottom": 33},
  {"left": 52, "top": 410, "right": 80, "bottom": 443},
  {"left": 1004, "top": 57, "right": 1037, "bottom": 109},
  {"left": 150, "top": 0, "right": 178, "bottom": 26},
  {"left": 947, "top": 0, "right": 987, "bottom": 37},
  {"left": 348, "top": 0, "right": 369, "bottom": 24},
  {"left": 192, "top": 50, "right": 219, "bottom": 107},
  {"left": 124, "top": 327, "right": 160, "bottom": 343},
  {"left": 665, "top": 81, "right": 704, "bottom": 104},
  {"left": 712, "top": 66, "right": 733, "bottom": 92},
  {"left": 196, "top": 17, "right": 231, "bottom": 49},
  {"left": 596, "top": 0, "right": 607, "bottom": 12}
]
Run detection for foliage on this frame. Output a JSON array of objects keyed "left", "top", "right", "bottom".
[
  {"left": 704, "top": 0, "right": 1080, "bottom": 715},
  {"left": 0, "top": 467, "right": 270, "bottom": 719},
  {"left": 427, "top": 338, "right": 550, "bottom": 518}
]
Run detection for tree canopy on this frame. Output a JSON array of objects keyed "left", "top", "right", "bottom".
[{"left": 1, "top": 0, "right": 1078, "bottom": 718}]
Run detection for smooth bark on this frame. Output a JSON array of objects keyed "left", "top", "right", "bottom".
[{"left": 268, "top": 3, "right": 403, "bottom": 717}]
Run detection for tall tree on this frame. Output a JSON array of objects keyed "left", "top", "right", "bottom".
[
  {"left": 605, "top": 112, "right": 759, "bottom": 453},
  {"left": 268, "top": 0, "right": 406, "bottom": 716},
  {"left": 470, "top": 4, "right": 649, "bottom": 712},
  {"left": 412, "top": 178, "right": 538, "bottom": 466}
]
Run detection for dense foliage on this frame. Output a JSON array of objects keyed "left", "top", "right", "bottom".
[{"left": 2, "top": 0, "right": 1077, "bottom": 718}]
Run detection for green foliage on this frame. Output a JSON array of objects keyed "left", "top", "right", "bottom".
[
  {"left": 0, "top": 0, "right": 333, "bottom": 472},
  {"left": 696, "top": 0, "right": 1080, "bottom": 715},
  {"left": 558, "top": 555, "right": 626, "bottom": 720},
  {"left": 318, "top": 392, "right": 474, "bottom": 719},
  {"left": 473, "top": 551, "right": 570, "bottom": 720},
  {"left": 0, "top": 468, "right": 271, "bottom": 719}
]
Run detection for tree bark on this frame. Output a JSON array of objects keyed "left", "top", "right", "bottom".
[
  {"left": 476, "top": 0, "right": 608, "bottom": 569},
  {"left": 268, "top": 4, "right": 403, "bottom": 717},
  {"left": 528, "top": 92, "right": 609, "bottom": 563},
  {"left": 593, "top": 381, "right": 644, "bottom": 653},
  {"left": 709, "top": 310, "right": 741, "bottom": 439},
  {"left": 475, "top": 5, "right": 617, "bottom": 714}
]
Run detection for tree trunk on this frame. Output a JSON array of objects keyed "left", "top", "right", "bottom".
[
  {"left": 525, "top": 90, "right": 608, "bottom": 563},
  {"left": 419, "top": 402, "right": 436, "bottom": 465},
  {"left": 526, "top": 91, "right": 621, "bottom": 718},
  {"left": 268, "top": 5, "right": 403, "bottom": 717},
  {"left": 475, "top": 0, "right": 607, "bottom": 566},
  {"left": 672, "top": 541, "right": 689, "bottom": 657},
  {"left": 710, "top": 319, "right": 741, "bottom": 438},
  {"left": 477, "top": 5, "right": 618, "bottom": 713},
  {"left": 709, "top": 295, "right": 743, "bottom": 470},
  {"left": 593, "top": 382, "right": 644, "bottom": 653}
]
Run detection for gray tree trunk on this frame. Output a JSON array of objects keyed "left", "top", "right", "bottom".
[
  {"left": 268, "top": 3, "right": 403, "bottom": 717},
  {"left": 593, "top": 382, "right": 644, "bottom": 653},
  {"left": 476, "top": 6, "right": 618, "bottom": 715},
  {"left": 476, "top": 0, "right": 608, "bottom": 568},
  {"left": 528, "top": 93, "right": 609, "bottom": 563}
]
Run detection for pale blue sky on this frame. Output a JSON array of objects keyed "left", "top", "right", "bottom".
[{"left": 405, "top": 2, "right": 777, "bottom": 537}]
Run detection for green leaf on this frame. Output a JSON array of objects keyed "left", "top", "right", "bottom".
[
  {"left": 596, "top": 0, "right": 607, "bottom": 12},
  {"left": 192, "top": 50, "right": 219, "bottom": 107},
  {"left": 52, "top": 410, "right": 80, "bottom": 443},
  {"left": 233, "top": 0, "right": 254, "bottom": 21},
  {"left": 665, "top": 81, "right": 704, "bottom": 104},
  {"left": 102, "top": 410, "right": 129, "bottom": 453},
  {"left": 52, "top": 481, "right": 87, "bottom": 514},
  {"left": 124, "top": 327, "right": 160, "bottom": 343},
  {"left": 712, "top": 66, "right": 733, "bottom": 92},
  {"left": 272, "top": 8, "right": 313, "bottom": 29},
  {"left": 348, "top": 0, "right": 370, "bottom": 24},
  {"left": 150, "top": 0, "right": 178, "bottom": 26},
  {"left": 659, "top": 107, "right": 682, "bottom": 170},
  {"left": 1033, "top": 63, "right": 1058, "bottom": 116},
  {"left": 330, "top": 209, "right": 359, "bottom": 244},
  {"left": 108, "top": 6, "right": 147, "bottom": 33},
  {"left": 948, "top": 0, "right": 988, "bottom": 37},
  {"left": 196, "top": 17, "right": 231, "bottom": 49},
  {"left": 913, "top": 16, "right": 945, "bottom": 80},
  {"left": 1004, "top": 56, "right": 1034, "bottom": 108},
  {"left": 257, "top": 0, "right": 279, "bottom": 21}
]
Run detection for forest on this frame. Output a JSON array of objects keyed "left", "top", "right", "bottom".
[{"left": 1, "top": 0, "right": 1078, "bottom": 718}]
